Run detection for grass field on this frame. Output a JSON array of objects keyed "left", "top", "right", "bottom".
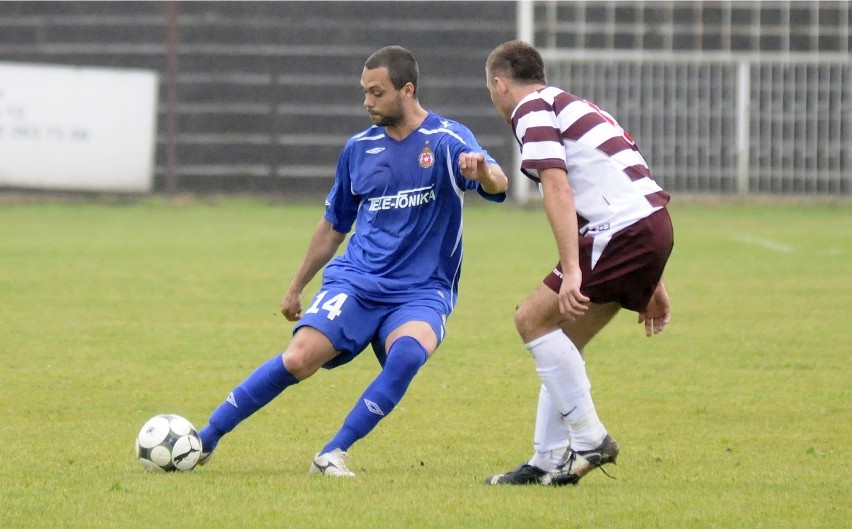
[{"left": 0, "top": 197, "right": 849, "bottom": 528}]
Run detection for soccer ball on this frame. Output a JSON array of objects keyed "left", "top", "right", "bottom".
[{"left": 135, "top": 414, "right": 202, "bottom": 472}]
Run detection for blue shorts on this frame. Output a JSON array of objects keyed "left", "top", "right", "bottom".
[{"left": 293, "top": 285, "right": 448, "bottom": 369}]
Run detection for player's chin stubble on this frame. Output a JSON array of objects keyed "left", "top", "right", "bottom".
[{"left": 373, "top": 113, "right": 402, "bottom": 128}]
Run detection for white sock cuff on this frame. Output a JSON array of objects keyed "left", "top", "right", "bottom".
[{"left": 524, "top": 329, "right": 570, "bottom": 352}]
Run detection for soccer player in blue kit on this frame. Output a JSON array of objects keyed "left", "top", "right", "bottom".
[{"left": 195, "top": 46, "right": 508, "bottom": 476}]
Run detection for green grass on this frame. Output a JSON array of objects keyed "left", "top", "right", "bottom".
[{"left": 1, "top": 197, "right": 849, "bottom": 528}]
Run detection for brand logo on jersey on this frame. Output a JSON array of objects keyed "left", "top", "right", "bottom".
[
  {"left": 418, "top": 144, "right": 434, "bottom": 168},
  {"left": 367, "top": 185, "right": 436, "bottom": 212},
  {"left": 366, "top": 147, "right": 385, "bottom": 154},
  {"left": 226, "top": 392, "right": 238, "bottom": 408}
]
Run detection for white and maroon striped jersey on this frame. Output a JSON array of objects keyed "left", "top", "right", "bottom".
[{"left": 512, "top": 86, "right": 669, "bottom": 236}]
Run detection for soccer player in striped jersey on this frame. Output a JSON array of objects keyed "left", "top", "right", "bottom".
[
  {"left": 195, "top": 46, "right": 508, "bottom": 476},
  {"left": 483, "top": 40, "right": 674, "bottom": 486}
]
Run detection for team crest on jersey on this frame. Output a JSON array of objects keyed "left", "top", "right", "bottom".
[{"left": 418, "top": 144, "right": 434, "bottom": 168}]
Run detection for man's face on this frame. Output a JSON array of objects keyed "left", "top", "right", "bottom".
[{"left": 361, "top": 67, "right": 405, "bottom": 127}]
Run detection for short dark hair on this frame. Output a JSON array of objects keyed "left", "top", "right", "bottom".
[
  {"left": 486, "top": 40, "right": 547, "bottom": 85},
  {"left": 364, "top": 46, "right": 419, "bottom": 96}
]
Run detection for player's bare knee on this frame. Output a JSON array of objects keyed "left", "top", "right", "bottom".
[
  {"left": 282, "top": 349, "right": 322, "bottom": 381},
  {"left": 514, "top": 303, "right": 538, "bottom": 342}
]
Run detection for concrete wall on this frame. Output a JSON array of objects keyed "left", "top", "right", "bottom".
[{"left": 0, "top": 1, "right": 516, "bottom": 195}]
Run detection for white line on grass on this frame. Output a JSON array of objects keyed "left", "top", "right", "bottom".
[{"left": 733, "top": 235, "right": 794, "bottom": 253}]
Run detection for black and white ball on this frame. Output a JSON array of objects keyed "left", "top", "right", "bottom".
[{"left": 135, "top": 414, "right": 202, "bottom": 472}]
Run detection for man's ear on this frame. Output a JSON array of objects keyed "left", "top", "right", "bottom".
[
  {"left": 494, "top": 76, "right": 509, "bottom": 96},
  {"left": 403, "top": 82, "right": 416, "bottom": 98}
]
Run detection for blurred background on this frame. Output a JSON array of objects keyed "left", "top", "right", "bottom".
[{"left": 0, "top": 0, "right": 849, "bottom": 200}]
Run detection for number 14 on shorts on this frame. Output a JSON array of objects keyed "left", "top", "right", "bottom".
[{"left": 305, "top": 291, "right": 349, "bottom": 320}]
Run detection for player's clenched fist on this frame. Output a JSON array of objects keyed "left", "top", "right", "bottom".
[
  {"left": 280, "top": 290, "right": 303, "bottom": 321},
  {"left": 458, "top": 152, "right": 486, "bottom": 180},
  {"left": 459, "top": 152, "right": 508, "bottom": 195}
]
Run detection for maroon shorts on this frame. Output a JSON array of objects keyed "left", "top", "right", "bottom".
[{"left": 543, "top": 208, "right": 674, "bottom": 312}]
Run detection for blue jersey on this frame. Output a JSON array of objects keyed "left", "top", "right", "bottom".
[{"left": 322, "top": 111, "right": 505, "bottom": 314}]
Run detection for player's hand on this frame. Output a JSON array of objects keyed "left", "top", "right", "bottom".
[
  {"left": 558, "top": 267, "right": 589, "bottom": 320},
  {"left": 280, "top": 290, "right": 303, "bottom": 321},
  {"left": 638, "top": 282, "right": 671, "bottom": 337},
  {"left": 458, "top": 152, "right": 488, "bottom": 181}
]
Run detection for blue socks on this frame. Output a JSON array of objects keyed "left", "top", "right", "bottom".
[
  {"left": 199, "top": 354, "right": 299, "bottom": 453},
  {"left": 198, "top": 338, "right": 429, "bottom": 457},
  {"left": 320, "top": 336, "right": 428, "bottom": 454}
]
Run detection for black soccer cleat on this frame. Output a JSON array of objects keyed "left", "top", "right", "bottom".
[{"left": 485, "top": 463, "right": 549, "bottom": 485}]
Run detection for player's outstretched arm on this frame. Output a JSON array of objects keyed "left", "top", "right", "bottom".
[
  {"left": 458, "top": 152, "right": 508, "bottom": 194},
  {"left": 281, "top": 218, "right": 346, "bottom": 321},
  {"left": 638, "top": 280, "right": 671, "bottom": 337}
]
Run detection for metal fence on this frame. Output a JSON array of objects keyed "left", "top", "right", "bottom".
[
  {"left": 535, "top": 51, "right": 850, "bottom": 197},
  {"left": 513, "top": 0, "right": 851, "bottom": 200}
]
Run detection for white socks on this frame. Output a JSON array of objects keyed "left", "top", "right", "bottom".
[
  {"left": 526, "top": 330, "right": 607, "bottom": 458},
  {"left": 530, "top": 385, "right": 569, "bottom": 471}
]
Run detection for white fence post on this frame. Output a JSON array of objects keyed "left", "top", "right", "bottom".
[
  {"left": 514, "top": 0, "right": 535, "bottom": 204},
  {"left": 736, "top": 60, "right": 751, "bottom": 195}
]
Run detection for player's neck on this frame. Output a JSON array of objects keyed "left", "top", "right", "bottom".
[
  {"left": 514, "top": 83, "right": 546, "bottom": 102},
  {"left": 385, "top": 105, "right": 429, "bottom": 141}
]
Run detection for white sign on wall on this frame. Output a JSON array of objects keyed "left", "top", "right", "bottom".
[{"left": 0, "top": 62, "right": 159, "bottom": 193}]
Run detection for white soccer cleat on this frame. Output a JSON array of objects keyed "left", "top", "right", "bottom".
[
  {"left": 310, "top": 448, "right": 355, "bottom": 477},
  {"left": 547, "top": 434, "right": 620, "bottom": 486},
  {"left": 196, "top": 450, "right": 214, "bottom": 466}
]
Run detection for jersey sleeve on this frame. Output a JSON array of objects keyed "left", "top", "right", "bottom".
[
  {"left": 449, "top": 124, "right": 506, "bottom": 203},
  {"left": 514, "top": 98, "right": 568, "bottom": 183},
  {"left": 323, "top": 142, "right": 360, "bottom": 233}
]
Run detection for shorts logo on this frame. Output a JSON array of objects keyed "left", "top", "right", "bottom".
[
  {"left": 367, "top": 185, "right": 436, "bottom": 211},
  {"left": 586, "top": 223, "right": 611, "bottom": 234},
  {"left": 418, "top": 143, "right": 434, "bottom": 168}
]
